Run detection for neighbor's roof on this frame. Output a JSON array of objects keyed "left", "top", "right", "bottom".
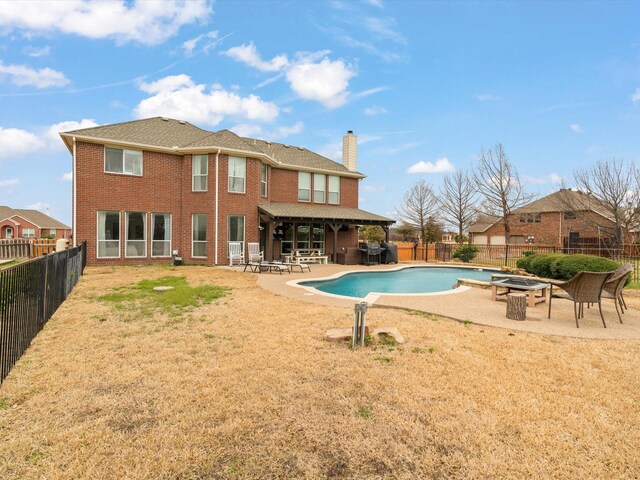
[
  {"left": 514, "top": 189, "right": 613, "bottom": 220},
  {"left": 0, "top": 206, "right": 70, "bottom": 229},
  {"left": 468, "top": 215, "right": 501, "bottom": 233},
  {"left": 259, "top": 203, "right": 394, "bottom": 224},
  {"left": 60, "top": 117, "right": 363, "bottom": 177}
]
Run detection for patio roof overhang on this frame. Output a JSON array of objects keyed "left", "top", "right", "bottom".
[{"left": 258, "top": 203, "right": 395, "bottom": 226}]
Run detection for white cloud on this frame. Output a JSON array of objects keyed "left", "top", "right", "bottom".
[
  {"left": 476, "top": 94, "right": 501, "bottom": 102},
  {"left": 364, "top": 0, "right": 384, "bottom": 7},
  {"left": 22, "top": 45, "right": 50, "bottom": 57},
  {"left": 363, "top": 17, "right": 406, "bottom": 44},
  {"left": 0, "top": 126, "right": 45, "bottom": 159},
  {"left": 407, "top": 157, "right": 455, "bottom": 174},
  {"left": 364, "top": 105, "right": 388, "bottom": 115},
  {"left": 522, "top": 173, "right": 563, "bottom": 185},
  {"left": 222, "top": 42, "right": 289, "bottom": 72},
  {"left": 0, "top": 178, "right": 20, "bottom": 187},
  {"left": 61, "top": 172, "right": 73, "bottom": 182},
  {"left": 0, "top": 61, "right": 69, "bottom": 88},
  {"left": 135, "top": 74, "right": 279, "bottom": 125},
  {"left": 0, "top": 0, "right": 212, "bottom": 46},
  {"left": 229, "top": 124, "right": 264, "bottom": 138},
  {"left": 632, "top": 88, "right": 640, "bottom": 103},
  {"left": 286, "top": 58, "right": 355, "bottom": 108},
  {"left": 45, "top": 119, "right": 99, "bottom": 148},
  {"left": 570, "top": 123, "right": 582, "bottom": 133},
  {"left": 271, "top": 121, "right": 304, "bottom": 139},
  {"left": 229, "top": 121, "right": 304, "bottom": 140},
  {"left": 182, "top": 30, "right": 219, "bottom": 56}
]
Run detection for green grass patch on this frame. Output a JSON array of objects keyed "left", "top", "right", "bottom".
[
  {"left": 0, "top": 398, "right": 9, "bottom": 409},
  {"left": 97, "top": 276, "right": 229, "bottom": 316},
  {"left": 356, "top": 405, "right": 373, "bottom": 419},
  {"left": 625, "top": 282, "right": 640, "bottom": 290}
]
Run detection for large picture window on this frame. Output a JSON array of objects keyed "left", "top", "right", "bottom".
[
  {"left": 192, "top": 214, "right": 207, "bottom": 258},
  {"left": 228, "top": 215, "right": 245, "bottom": 255},
  {"left": 228, "top": 156, "right": 246, "bottom": 193},
  {"left": 125, "top": 212, "right": 146, "bottom": 258},
  {"left": 105, "top": 147, "right": 142, "bottom": 176},
  {"left": 328, "top": 176, "right": 340, "bottom": 204},
  {"left": 298, "top": 172, "right": 311, "bottom": 202},
  {"left": 313, "top": 173, "right": 326, "bottom": 203},
  {"left": 192, "top": 154, "right": 208, "bottom": 191},
  {"left": 280, "top": 224, "right": 293, "bottom": 255},
  {"left": 152, "top": 213, "right": 171, "bottom": 257},
  {"left": 97, "top": 211, "right": 120, "bottom": 258},
  {"left": 21, "top": 228, "right": 35, "bottom": 238},
  {"left": 261, "top": 164, "right": 268, "bottom": 197},
  {"left": 296, "top": 224, "right": 310, "bottom": 250}
]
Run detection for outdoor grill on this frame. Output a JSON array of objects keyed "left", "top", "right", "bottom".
[{"left": 360, "top": 242, "right": 383, "bottom": 265}]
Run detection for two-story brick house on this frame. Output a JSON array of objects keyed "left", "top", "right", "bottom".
[
  {"left": 0, "top": 206, "right": 71, "bottom": 240},
  {"left": 60, "top": 117, "right": 393, "bottom": 265},
  {"left": 468, "top": 189, "right": 621, "bottom": 246}
]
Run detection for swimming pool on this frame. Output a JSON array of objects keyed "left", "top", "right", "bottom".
[{"left": 298, "top": 266, "right": 498, "bottom": 299}]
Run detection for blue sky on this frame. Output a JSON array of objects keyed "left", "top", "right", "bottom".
[{"left": 1, "top": 0, "right": 639, "bottom": 226}]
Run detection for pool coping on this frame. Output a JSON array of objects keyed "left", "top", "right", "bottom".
[{"left": 287, "top": 264, "right": 502, "bottom": 304}]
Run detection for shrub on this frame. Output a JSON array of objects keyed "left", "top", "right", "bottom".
[
  {"left": 452, "top": 244, "right": 478, "bottom": 263},
  {"left": 518, "top": 253, "right": 620, "bottom": 280}
]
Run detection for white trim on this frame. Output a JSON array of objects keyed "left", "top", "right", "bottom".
[
  {"left": 96, "top": 210, "right": 121, "bottom": 259},
  {"left": 192, "top": 213, "right": 207, "bottom": 258},
  {"left": 192, "top": 154, "right": 208, "bottom": 192},
  {"left": 0, "top": 217, "right": 20, "bottom": 225},
  {"left": 227, "top": 156, "right": 246, "bottom": 194},
  {"left": 261, "top": 163, "right": 268, "bottom": 198},
  {"left": 5, "top": 226, "right": 13, "bottom": 238},
  {"left": 287, "top": 264, "right": 501, "bottom": 302},
  {"left": 227, "top": 214, "right": 245, "bottom": 258},
  {"left": 313, "top": 173, "right": 326, "bottom": 203},
  {"left": 151, "top": 213, "right": 172, "bottom": 258},
  {"left": 328, "top": 175, "right": 340, "bottom": 205},
  {"left": 124, "top": 212, "right": 147, "bottom": 258},
  {"left": 104, "top": 145, "right": 143, "bottom": 177},
  {"left": 298, "top": 171, "right": 311, "bottom": 203},
  {"left": 215, "top": 148, "right": 220, "bottom": 264}
]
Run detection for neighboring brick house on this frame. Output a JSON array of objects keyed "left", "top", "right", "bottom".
[
  {"left": 59, "top": 117, "right": 393, "bottom": 266},
  {"left": 0, "top": 206, "right": 71, "bottom": 240},
  {"left": 468, "top": 189, "right": 621, "bottom": 246}
]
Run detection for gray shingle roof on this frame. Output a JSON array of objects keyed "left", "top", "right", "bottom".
[
  {"left": 468, "top": 215, "right": 501, "bottom": 233},
  {"left": 62, "top": 117, "right": 363, "bottom": 176},
  {"left": 514, "top": 189, "right": 613, "bottom": 220},
  {"left": 259, "top": 203, "right": 394, "bottom": 224},
  {"left": 0, "top": 206, "right": 70, "bottom": 229}
]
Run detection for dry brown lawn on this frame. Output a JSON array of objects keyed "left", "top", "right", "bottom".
[{"left": 0, "top": 265, "right": 639, "bottom": 479}]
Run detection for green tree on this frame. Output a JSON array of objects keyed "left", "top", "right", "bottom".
[{"left": 360, "top": 225, "right": 385, "bottom": 243}]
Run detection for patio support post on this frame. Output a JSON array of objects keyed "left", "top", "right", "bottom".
[
  {"left": 265, "top": 220, "right": 275, "bottom": 261},
  {"left": 383, "top": 226, "right": 389, "bottom": 242},
  {"left": 328, "top": 223, "right": 340, "bottom": 263}
]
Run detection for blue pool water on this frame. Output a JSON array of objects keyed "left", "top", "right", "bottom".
[{"left": 300, "top": 267, "right": 497, "bottom": 298}]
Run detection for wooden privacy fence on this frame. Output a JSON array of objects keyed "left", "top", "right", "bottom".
[
  {"left": 394, "top": 242, "right": 443, "bottom": 261},
  {"left": 0, "top": 238, "right": 57, "bottom": 259},
  {"left": 0, "top": 242, "right": 86, "bottom": 384}
]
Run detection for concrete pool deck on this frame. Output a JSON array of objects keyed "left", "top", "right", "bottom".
[{"left": 251, "top": 262, "right": 640, "bottom": 340}]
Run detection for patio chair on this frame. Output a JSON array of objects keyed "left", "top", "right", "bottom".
[
  {"left": 547, "top": 271, "right": 613, "bottom": 328},
  {"left": 228, "top": 241, "right": 244, "bottom": 266},
  {"left": 247, "top": 242, "right": 264, "bottom": 262},
  {"left": 601, "top": 263, "right": 634, "bottom": 323}
]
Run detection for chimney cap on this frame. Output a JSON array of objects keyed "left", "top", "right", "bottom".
[{"left": 347, "top": 130, "right": 354, "bottom": 134}]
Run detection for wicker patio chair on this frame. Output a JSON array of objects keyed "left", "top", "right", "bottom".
[
  {"left": 547, "top": 271, "right": 613, "bottom": 328},
  {"left": 601, "top": 263, "right": 634, "bottom": 323}
]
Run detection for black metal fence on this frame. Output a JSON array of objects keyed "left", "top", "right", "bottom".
[{"left": 0, "top": 242, "right": 86, "bottom": 384}]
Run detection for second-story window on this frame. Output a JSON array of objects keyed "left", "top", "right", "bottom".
[
  {"left": 261, "top": 164, "right": 268, "bottom": 197},
  {"left": 192, "top": 154, "right": 208, "bottom": 191},
  {"left": 328, "top": 175, "right": 340, "bottom": 204},
  {"left": 228, "top": 156, "right": 246, "bottom": 193},
  {"left": 313, "top": 173, "right": 326, "bottom": 203},
  {"left": 298, "top": 172, "right": 311, "bottom": 202},
  {"left": 105, "top": 147, "right": 142, "bottom": 176}
]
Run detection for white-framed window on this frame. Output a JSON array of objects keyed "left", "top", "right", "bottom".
[
  {"left": 313, "top": 173, "right": 326, "bottom": 203},
  {"left": 105, "top": 147, "right": 142, "bottom": 176},
  {"left": 97, "top": 211, "right": 121, "bottom": 258},
  {"left": 152, "top": 213, "right": 171, "bottom": 257},
  {"left": 228, "top": 156, "right": 246, "bottom": 193},
  {"left": 49, "top": 229, "right": 56, "bottom": 236},
  {"left": 261, "top": 164, "right": 268, "bottom": 197},
  {"left": 22, "top": 228, "right": 35, "bottom": 238},
  {"left": 228, "top": 215, "right": 245, "bottom": 256},
  {"left": 192, "top": 214, "right": 207, "bottom": 258},
  {"left": 296, "top": 224, "right": 310, "bottom": 250},
  {"left": 298, "top": 172, "right": 311, "bottom": 202},
  {"left": 125, "top": 212, "right": 146, "bottom": 258},
  {"left": 328, "top": 176, "right": 340, "bottom": 204},
  {"left": 280, "top": 223, "right": 293, "bottom": 255},
  {"left": 312, "top": 224, "right": 325, "bottom": 252},
  {"left": 192, "top": 154, "right": 208, "bottom": 191}
]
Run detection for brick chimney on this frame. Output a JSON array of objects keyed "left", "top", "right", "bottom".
[{"left": 342, "top": 130, "right": 357, "bottom": 172}]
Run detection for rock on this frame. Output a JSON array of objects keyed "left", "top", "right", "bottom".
[
  {"left": 325, "top": 328, "right": 353, "bottom": 342},
  {"left": 153, "top": 286, "right": 175, "bottom": 292},
  {"left": 371, "top": 327, "right": 405, "bottom": 344}
]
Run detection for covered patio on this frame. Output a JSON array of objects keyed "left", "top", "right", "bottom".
[{"left": 258, "top": 203, "right": 394, "bottom": 263}]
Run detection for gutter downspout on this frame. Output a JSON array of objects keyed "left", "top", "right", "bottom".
[
  {"left": 215, "top": 148, "right": 220, "bottom": 265},
  {"left": 559, "top": 212, "right": 562, "bottom": 248},
  {"left": 72, "top": 136, "right": 77, "bottom": 247}
]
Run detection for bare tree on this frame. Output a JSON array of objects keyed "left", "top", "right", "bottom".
[
  {"left": 438, "top": 170, "right": 479, "bottom": 245},
  {"left": 397, "top": 180, "right": 438, "bottom": 247},
  {"left": 473, "top": 143, "right": 534, "bottom": 244},
  {"left": 560, "top": 159, "right": 640, "bottom": 247}
]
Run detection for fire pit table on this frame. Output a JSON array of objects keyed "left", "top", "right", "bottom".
[{"left": 490, "top": 277, "right": 550, "bottom": 308}]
